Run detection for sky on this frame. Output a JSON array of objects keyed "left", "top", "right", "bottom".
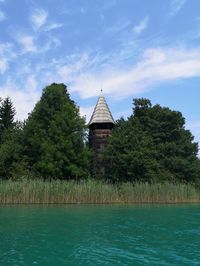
[{"left": 0, "top": 0, "right": 200, "bottom": 147}]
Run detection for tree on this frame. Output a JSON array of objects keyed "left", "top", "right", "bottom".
[
  {"left": 0, "top": 97, "right": 16, "bottom": 143},
  {"left": 22, "top": 83, "right": 90, "bottom": 179},
  {"left": 104, "top": 98, "right": 199, "bottom": 183},
  {"left": 0, "top": 121, "right": 25, "bottom": 179},
  {"left": 104, "top": 116, "right": 160, "bottom": 182},
  {"left": 0, "top": 97, "right": 22, "bottom": 179}
]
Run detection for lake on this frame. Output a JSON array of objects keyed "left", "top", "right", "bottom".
[{"left": 0, "top": 204, "right": 200, "bottom": 265}]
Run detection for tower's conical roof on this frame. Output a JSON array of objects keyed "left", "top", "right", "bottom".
[{"left": 89, "top": 94, "right": 115, "bottom": 125}]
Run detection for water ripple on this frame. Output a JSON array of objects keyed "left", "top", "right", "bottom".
[{"left": 0, "top": 204, "right": 200, "bottom": 265}]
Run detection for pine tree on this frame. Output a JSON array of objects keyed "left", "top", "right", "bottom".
[
  {"left": 0, "top": 98, "right": 23, "bottom": 179},
  {"left": 0, "top": 97, "right": 16, "bottom": 143}
]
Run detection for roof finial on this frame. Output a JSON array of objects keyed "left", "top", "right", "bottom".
[{"left": 100, "top": 82, "right": 103, "bottom": 95}]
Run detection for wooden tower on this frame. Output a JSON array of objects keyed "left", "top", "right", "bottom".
[{"left": 89, "top": 92, "right": 115, "bottom": 174}]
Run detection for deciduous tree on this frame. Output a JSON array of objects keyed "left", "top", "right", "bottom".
[
  {"left": 104, "top": 98, "right": 199, "bottom": 183},
  {"left": 22, "top": 83, "right": 90, "bottom": 179}
]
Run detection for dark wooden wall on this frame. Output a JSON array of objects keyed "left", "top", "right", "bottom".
[{"left": 89, "top": 123, "right": 114, "bottom": 175}]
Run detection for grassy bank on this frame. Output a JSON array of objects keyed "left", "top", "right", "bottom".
[{"left": 0, "top": 179, "right": 200, "bottom": 204}]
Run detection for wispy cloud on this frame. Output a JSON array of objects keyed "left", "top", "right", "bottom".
[
  {"left": 17, "top": 35, "right": 37, "bottom": 53},
  {"left": 26, "top": 46, "right": 200, "bottom": 102},
  {"left": 49, "top": 53, "right": 90, "bottom": 84},
  {"left": 0, "top": 75, "right": 40, "bottom": 120},
  {"left": 31, "top": 8, "right": 63, "bottom": 33},
  {"left": 44, "top": 23, "right": 63, "bottom": 32},
  {"left": 42, "top": 36, "right": 61, "bottom": 51},
  {"left": 106, "top": 20, "right": 131, "bottom": 33},
  {"left": 133, "top": 16, "right": 149, "bottom": 34},
  {"left": 79, "top": 106, "right": 94, "bottom": 122},
  {"left": 14, "top": 31, "right": 60, "bottom": 54},
  {"left": 31, "top": 9, "right": 48, "bottom": 29},
  {"left": 0, "top": 43, "right": 16, "bottom": 73},
  {"left": 1, "top": 46, "right": 200, "bottom": 123},
  {"left": 169, "top": 0, "right": 186, "bottom": 16},
  {"left": 0, "top": 10, "right": 6, "bottom": 21},
  {"left": 69, "top": 47, "right": 200, "bottom": 99}
]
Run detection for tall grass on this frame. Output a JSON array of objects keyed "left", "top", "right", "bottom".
[{"left": 0, "top": 179, "right": 200, "bottom": 204}]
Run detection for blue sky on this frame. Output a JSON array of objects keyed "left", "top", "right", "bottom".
[{"left": 0, "top": 0, "right": 200, "bottom": 147}]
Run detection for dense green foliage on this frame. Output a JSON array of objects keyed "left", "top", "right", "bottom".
[
  {"left": 0, "top": 85, "right": 199, "bottom": 184},
  {"left": 0, "top": 97, "right": 16, "bottom": 143},
  {"left": 0, "top": 97, "right": 22, "bottom": 179},
  {"left": 21, "top": 83, "right": 90, "bottom": 179},
  {"left": 104, "top": 98, "right": 200, "bottom": 183},
  {"left": 0, "top": 83, "right": 90, "bottom": 179},
  {"left": 0, "top": 122, "right": 24, "bottom": 179}
]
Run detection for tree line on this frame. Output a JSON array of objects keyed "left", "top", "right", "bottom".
[{"left": 0, "top": 83, "right": 199, "bottom": 183}]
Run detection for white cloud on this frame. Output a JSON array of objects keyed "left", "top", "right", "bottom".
[
  {"left": 26, "top": 75, "right": 38, "bottom": 92},
  {"left": 0, "top": 43, "right": 16, "bottom": 72},
  {"left": 133, "top": 16, "right": 149, "bottom": 34},
  {"left": 57, "top": 65, "right": 73, "bottom": 81},
  {"left": 57, "top": 54, "right": 89, "bottom": 79},
  {"left": 0, "top": 10, "right": 6, "bottom": 21},
  {"left": 70, "top": 47, "right": 200, "bottom": 99},
  {"left": 13, "top": 31, "right": 60, "bottom": 54},
  {"left": 79, "top": 106, "right": 94, "bottom": 122},
  {"left": 1, "top": 46, "right": 200, "bottom": 123},
  {"left": 44, "top": 23, "right": 63, "bottom": 31},
  {"left": 17, "top": 35, "right": 37, "bottom": 53},
  {"left": 41, "top": 36, "right": 61, "bottom": 52},
  {"left": 31, "top": 8, "right": 63, "bottom": 32},
  {"left": 0, "top": 76, "right": 40, "bottom": 120},
  {"left": 170, "top": 0, "right": 186, "bottom": 16},
  {"left": 31, "top": 9, "right": 48, "bottom": 29}
]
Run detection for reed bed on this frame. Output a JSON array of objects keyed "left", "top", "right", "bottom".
[{"left": 0, "top": 179, "right": 200, "bottom": 204}]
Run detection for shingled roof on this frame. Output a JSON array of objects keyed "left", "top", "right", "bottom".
[{"left": 89, "top": 94, "right": 115, "bottom": 125}]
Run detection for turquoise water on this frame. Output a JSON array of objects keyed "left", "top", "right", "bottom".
[{"left": 0, "top": 205, "right": 200, "bottom": 265}]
